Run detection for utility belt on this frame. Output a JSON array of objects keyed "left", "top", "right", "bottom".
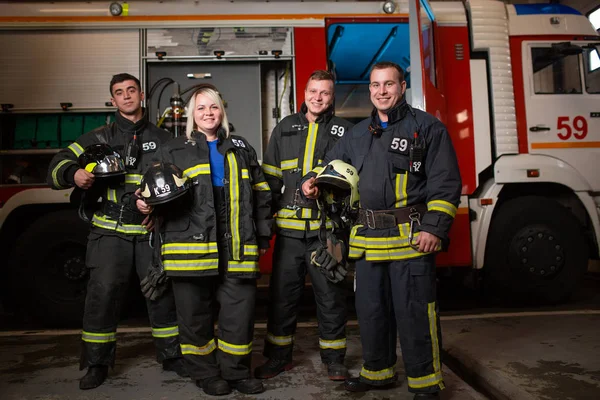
[
  {"left": 102, "top": 201, "right": 146, "bottom": 225},
  {"left": 280, "top": 187, "right": 319, "bottom": 210},
  {"left": 357, "top": 204, "right": 427, "bottom": 230}
]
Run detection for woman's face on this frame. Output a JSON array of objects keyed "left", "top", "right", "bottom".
[{"left": 193, "top": 93, "right": 222, "bottom": 135}]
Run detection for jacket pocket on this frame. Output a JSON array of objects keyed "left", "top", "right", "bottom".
[{"left": 389, "top": 154, "right": 410, "bottom": 174}]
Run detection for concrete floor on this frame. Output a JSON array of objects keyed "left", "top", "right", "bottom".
[{"left": 0, "top": 326, "right": 486, "bottom": 400}]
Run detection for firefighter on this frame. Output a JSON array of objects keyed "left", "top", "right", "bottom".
[
  {"left": 46, "top": 73, "right": 186, "bottom": 390},
  {"left": 302, "top": 61, "right": 462, "bottom": 400},
  {"left": 152, "top": 86, "right": 273, "bottom": 396},
  {"left": 256, "top": 70, "right": 354, "bottom": 381}
]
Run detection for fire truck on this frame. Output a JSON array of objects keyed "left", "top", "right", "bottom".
[{"left": 0, "top": 0, "right": 598, "bottom": 326}]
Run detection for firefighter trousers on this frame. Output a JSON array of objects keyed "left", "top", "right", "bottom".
[
  {"left": 81, "top": 232, "right": 180, "bottom": 370},
  {"left": 171, "top": 274, "right": 257, "bottom": 381},
  {"left": 355, "top": 253, "right": 444, "bottom": 394},
  {"left": 264, "top": 234, "right": 347, "bottom": 364}
]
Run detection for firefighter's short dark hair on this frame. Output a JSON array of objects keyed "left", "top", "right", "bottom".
[
  {"left": 109, "top": 73, "right": 141, "bottom": 96},
  {"left": 306, "top": 70, "right": 335, "bottom": 89},
  {"left": 370, "top": 61, "right": 405, "bottom": 83}
]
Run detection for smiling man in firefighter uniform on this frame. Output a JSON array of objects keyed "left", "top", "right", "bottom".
[
  {"left": 302, "top": 61, "right": 462, "bottom": 400},
  {"left": 256, "top": 70, "right": 354, "bottom": 381},
  {"left": 47, "top": 73, "right": 185, "bottom": 390}
]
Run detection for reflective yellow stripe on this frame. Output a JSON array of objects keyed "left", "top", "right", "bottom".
[
  {"left": 364, "top": 247, "right": 436, "bottom": 261},
  {"left": 303, "top": 123, "right": 318, "bottom": 175},
  {"left": 350, "top": 232, "right": 420, "bottom": 249},
  {"left": 427, "top": 200, "right": 457, "bottom": 218},
  {"left": 82, "top": 330, "right": 116, "bottom": 343},
  {"left": 281, "top": 158, "right": 298, "bottom": 170},
  {"left": 266, "top": 333, "right": 293, "bottom": 346},
  {"left": 408, "top": 371, "right": 444, "bottom": 389},
  {"left": 262, "top": 163, "right": 282, "bottom": 178},
  {"left": 228, "top": 260, "right": 259, "bottom": 273},
  {"left": 184, "top": 163, "right": 211, "bottom": 178},
  {"left": 311, "top": 166, "right": 324, "bottom": 175},
  {"left": 152, "top": 325, "right": 179, "bottom": 338},
  {"left": 163, "top": 259, "right": 219, "bottom": 271},
  {"left": 277, "top": 208, "right": 317, "bottom": 219},
  {"left": 227, "top": 153, "right": 241, "bottom": 260},
  {"left": 105, "top": 188, "right": 117, "bottom": 203},
  {"left": 244, "top": 244, "right": 258, "bottom": 256},
  {"left": 241, "top": 168, "right": 249, "bottom": 179},
  {"left": 394, "top": 172, "right": 408, "bottom": 208},
  {"left": 252, "top": 181, "right": 270, "bottom": 191},
  {"left": 91, "top": 214, "right": 148, "bottom": 235},
  {"left": 181, "top": 339, "right": 217, "bottom": 356},
  {"left": 319, "top": 338, "right": 347, "bottom": 350},
  {"left": 125, "top": 173, "right": 142, "bottom": 185},
  {"left": 51, "top": 159, "right": 74, "bottom": 189},
  {"left": 275, "top": 218, "right": 332, "bottom": 231},
  {"left": 161, "top": 242, "right": 218, "bottom": 255},
  {"left": 68, "top": 142, "right": 84, "bottom": 157},
  {"left": 406, "top": 301, "right": 444, "bottom": 390},
  {"left": 360, "top": 366, "right": 396, "bottom": 381},
  {"left": 218, "top": 339, "right": 252, "bottom": 356}
]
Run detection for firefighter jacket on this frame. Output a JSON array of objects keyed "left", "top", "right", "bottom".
[
  {"left": 262, "top": 103, "right": 354, "bottom": 239},
  {"left": 304, "top": 99, "right": 462, "bottom": 262},
  {"left": 154, "top": 131, "right": 273, "bottom": 279},
  {"left": 47, "top": 109, "right": 171, "bottom": 238}
]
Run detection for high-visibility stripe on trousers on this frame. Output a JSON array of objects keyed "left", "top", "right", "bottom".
[
  {"left": 264, "top": 235, "right": 347, "bottom": 364},
  {"left": 354, "top": 253, "right": 444, "bottom": 394},
  {"left": 172, "top": 274, "right": 257, "bottom": 381},
  {"left": 81, "top": 233, "right": 180, "bottom": 369}
]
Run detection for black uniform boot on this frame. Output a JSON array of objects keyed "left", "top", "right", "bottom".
[
  {"left": 162, "top": 358, "right": 189, "bottom": 377},
  {"left": 196, "top": 376, "right": 231, "bottom": 396},
  {"left": 254, "top": 358, "right": 293, "bottom": 379},
  {"left": 414, "top": 393, "right": 440, "bottom": 399},
  {"left": 79, "top": 365, "right": 108, "bottom": 390},
  {"left": 344, "top": 374, "right": 398, "bottom": 392},
  {"left": 326, "top": 361, "right": 348, "bottom": 381},
  {"left": 228, "top": 378, "right": 265, "bottom": 394}
]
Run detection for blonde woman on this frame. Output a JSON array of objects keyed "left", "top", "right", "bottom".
[{"left": 153, "top": 86, "right": 272, "bottom": 396}]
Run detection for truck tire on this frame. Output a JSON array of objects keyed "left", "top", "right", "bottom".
[
  {"left": 9, "top": 209, "right": 89, "bottom": 327},
  {"left": 484, "top": 196, "right": 589, "bottom": 305}
]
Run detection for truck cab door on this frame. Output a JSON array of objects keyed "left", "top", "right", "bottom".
[
  {"left": 522, "top": 41, "right": 600, "bottom": 191},
  {"left": 408, "top": 0, "right": 435, "bottom": 112}
]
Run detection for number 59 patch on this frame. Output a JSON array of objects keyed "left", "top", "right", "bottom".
[{"left": 389, "top": 137, "right": 409, "bottom": 155}]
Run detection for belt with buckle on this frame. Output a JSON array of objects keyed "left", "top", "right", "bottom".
[
  {"left": 102, "top": 201, "right": 146, "bottom": 225},
  {"left": 357, "top": 204, "right": 427, "bottom": 229}
]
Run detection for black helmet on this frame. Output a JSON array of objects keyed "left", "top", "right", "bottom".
[
  {"left": 78, "top": 143, "right": 126, "bottom": 177},
  {"left": 139, "top": 162, "right": 191, "bottom": 206}
]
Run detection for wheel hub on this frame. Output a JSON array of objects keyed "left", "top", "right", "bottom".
[
  {"left": 64, "top": 255, "right": 87, "bottom": 281},
  {"left": 511, "top": 225, "right": 565, "bottom": 279}
]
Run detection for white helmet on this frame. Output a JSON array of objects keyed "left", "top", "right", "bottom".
[{"left": 314, "top": 159, "right": 360, "bottom": 213}]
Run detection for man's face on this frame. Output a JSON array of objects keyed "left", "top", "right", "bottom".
[
  {"left": 369, "top": 67, "right": 406, "bottom": 113},
  {"left": 304, "top": 79, "right": 334, "bottom": 117},
  {"left": 111, "top": 80, "right": 143, "bottom": 115}
]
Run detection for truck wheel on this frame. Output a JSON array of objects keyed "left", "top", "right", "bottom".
[
  {"left": 10, "top": 209, "right": 89, "bottom": 327},
  {"left": 484, "top": 196, "right": 589, "bottom": 305}
]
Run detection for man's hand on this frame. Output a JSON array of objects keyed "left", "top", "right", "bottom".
[
  {"left": 414, "top": 231, "right": 441, "bottom": 253},
  {"left": 135, "top": 188, "right": 153, "bottom": 215},
  {"left": 141, "top": 215, "right": 155, "bottom": 231},
  {"left": 302, "top": 177, "right": 319, "bottom": 199},
  {"left": 74, "top": 169, "right": 95, "bottom": 189}
]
